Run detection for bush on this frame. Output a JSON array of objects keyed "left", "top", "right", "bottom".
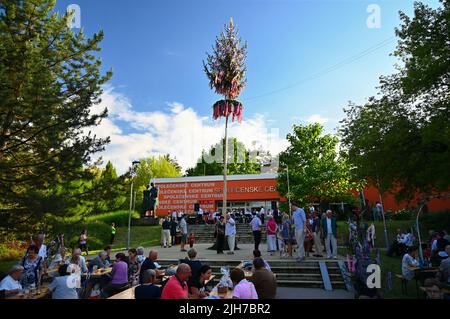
[
  {"left": 385, "top": 209, "right": 414, "bottom": 221},
  {"left": 420, "top": 210, "right": 450, "bottom": 233},
  {"left": 0, "top": 242, "right": 27, "bottom": 261},
  {"left": 63, "top": 220, "right": 111, "bottom": 251}
]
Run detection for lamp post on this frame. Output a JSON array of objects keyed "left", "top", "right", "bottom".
[{"left": 127, "top": 160, "right": 140, "bottom": 250}]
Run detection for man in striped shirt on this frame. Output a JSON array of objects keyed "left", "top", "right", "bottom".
[{"left": 230, "top": 268, "right": 258, "bottom": 299}]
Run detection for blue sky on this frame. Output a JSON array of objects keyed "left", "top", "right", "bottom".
[{"left": 53, "top": 0, "right": 441, "bottom": 173}]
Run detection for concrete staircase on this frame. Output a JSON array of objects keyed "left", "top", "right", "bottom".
[
  {"left": 157, "top": 259, "right": 346, "bottom": 290},
  {"left": 188, "top": 223, "right": 267, "bottom": 244}
]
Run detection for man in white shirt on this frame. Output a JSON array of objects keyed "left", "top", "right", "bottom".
[
  {"left": 225, "top": 214, "right": 237, "bottom": 255},
  {"left": 171, "top": 211, "right": 177, "bottom": 220},
  {"left": 291, "top": 203, "right": 306, "bottom": 261},
  {"left": 250, "top": 214, "right": 262, "bottom": 251},
  {"left": 0, "top": 266, "right": 24, "bottom": 296},
  {"left": 197, "top": 207, "right": 203, "bottom": 224},
  {"left": 259, "top": 207, "right": 265, "bottom": 225}
]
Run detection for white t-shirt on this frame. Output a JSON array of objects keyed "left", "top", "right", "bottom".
[
  {"left": 259, "top": 208, "right": 265, "bottom": 216},
  {"left": 0, "top": 275, "right": 22, "bottom": 291},
  {"left": 171, "top": 211, "right": 177, "bottom": 219},
  {"left": 197, "top": 208, "right": 203, "bottom": 216},
  {"left": 38, "top": 244, "right": 47, "bottom": 259}
]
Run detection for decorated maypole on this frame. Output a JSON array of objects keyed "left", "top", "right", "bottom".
[{"left": 203, "top": 18, "right": 247, "bottom": 214}]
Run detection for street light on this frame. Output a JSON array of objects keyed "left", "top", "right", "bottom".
[
  {"left": 286, "top": 165, "right": 292, "bottom": 215},
  {"left": 127, "top": 160, "right": 140, "bottom": 250}
]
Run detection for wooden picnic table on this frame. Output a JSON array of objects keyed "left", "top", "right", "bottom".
[
  {"left": 108, "top": 286, "right": 137, "bottom": 299},
  {"left": 209, "top": 285, "right": 233, "bottom": 299},
  {"left": 6, "top": 286, "right": 50, "bottom": 300},
  {"left": 82, "top": 267, "right": 112, "bottom": 278}
]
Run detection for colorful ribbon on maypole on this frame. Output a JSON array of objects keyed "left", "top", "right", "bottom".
[{"left": 212, "top": 100, "right": 244, "bottom": 123}]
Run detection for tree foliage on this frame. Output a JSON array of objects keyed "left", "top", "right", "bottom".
[
  {"left": 277, "top": 124, "right": 364, "bottom": 207},
  {"left": 185, "top": 138, "right": 264, "bottom": 176},
  {"left": 130, "top": 156, "right": 182, "bottom": 209},
  {"left": 0, "top": 0, "right": 112, "bottom": 235},
  {"left": 339, "top": 0, "right": 449, "bottom": 201}
]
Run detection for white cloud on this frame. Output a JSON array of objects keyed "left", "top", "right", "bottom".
[
  {"left": 305, "top": 114, "right": 329, "bottom": 125},
  {"left": 87, "top": 87, "right": 289, "bottom": 174}
]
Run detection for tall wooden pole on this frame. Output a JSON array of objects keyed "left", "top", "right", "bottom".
[{"left": 223, "top": 115, "right": 229, "bottom": 214}]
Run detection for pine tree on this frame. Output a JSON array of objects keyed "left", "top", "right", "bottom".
[{"left": 0, "top": 0, "right": 112, "bottom": 235}]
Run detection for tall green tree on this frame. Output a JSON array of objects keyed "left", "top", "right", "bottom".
[
  {"left": 0, "top": 0, "right": 112, "bottom": 236},
  {"left": 185, "top": 138, "right": 262, "bottom": 176},
  {"left": 339, "top": 0, "right": 449, "bottom": 202},
  {"left": 129, "top": 156, "right": 182, "bottom": 211},
  {"left": 277, "top": 124, "right": 364, "bottom": 208},
  {"left": 91, "top": 161, "right": 127, "bottom": 213}
]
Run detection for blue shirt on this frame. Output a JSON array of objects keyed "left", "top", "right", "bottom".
[{"left": 292, "top": 208, "right": 306, "bottom": 230}]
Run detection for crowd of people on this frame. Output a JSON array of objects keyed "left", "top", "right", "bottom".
[{"left": 245, "top": 203, "right": 339, "bottom": 262}]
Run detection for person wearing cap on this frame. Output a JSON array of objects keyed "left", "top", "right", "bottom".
[{"left": 0, "top": 265, "right": 24, "bottom": 296}]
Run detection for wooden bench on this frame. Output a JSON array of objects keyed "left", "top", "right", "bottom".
[{"left": 395, "top": 274, "right": 408, "bottom": 295}]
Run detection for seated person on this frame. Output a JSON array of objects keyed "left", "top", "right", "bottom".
[
  {"left": 402, "top": 246, "right": 419, "bottom": 280},
  {"left": 240, "top": 250, "right": 271, "bottom": 272},
  {"left": 136, "top": 247, "right": 146, "bottom": 265},
  {"left": 424, "top": 278, "right": 445, "bottom": 300},
  {"left": 69, "top": 248, "right": 87, "bottom": 274},
  {"left": 140, "top": 250, "right": 165, "bottom": 284},
  {"left": 161, "top": 264, "right": 191, "bottom": 299},
  {"left": 89, "top": 251, "right": 109, "bottom": 272},
  {"left": 179, "top": 249, "right": 202, "bottom": 278},
  {"left": 49, "top": 247, "right": 69, "bottom": 269},
  {"left": 438, "top": 245, "right": 450, "bottom": 284},
  {"left": 48, "top": 264, "right": 79, "bottom": 299},
  {"left": 249, "top": 257, "right": 277, "bottom": 299},
  {"left": 135, "top": 269, "right": 161, "bottom": 299},
  {"left": 103, "top": 245, "right": 113, "bottom": 266},
  {"left": 0, "top": 266, "right": 24, "bottom": 296},
  {"left": 188, "top": 265, "right": 212, "bottom": 299},
  {"left": 230, "top": 268, "right": 258, "bottom": 299},
  {"left": 101, "top": 253, "right": 129, "bottom": 298}
]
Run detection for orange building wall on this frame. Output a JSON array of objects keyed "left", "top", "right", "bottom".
[
  {"left": 156, "top": 178, "right": 281, "bottom": 216},
  {"left": 361, "top": 186, "right": 450, "bottom": 212},
  {"left": 155, "top": 177, "right": 450, "bottom": 216}
]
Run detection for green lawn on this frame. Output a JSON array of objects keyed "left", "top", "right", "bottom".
[
  {"left": 110, "top": 225, "right": 162, "bottom": 250},
  {"left": 0, "top": 225, "right": 162, "bottom": 271},
  {"left": 337, "top": 220, "right": 413, "bottom": 248}
]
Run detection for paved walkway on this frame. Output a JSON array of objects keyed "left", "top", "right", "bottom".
[
  {"left": 276, "top": 287, "right": 354, "bottom": 299},
  {"left": 118, "top": 243, "right": 343, "bottom": 262},
  {"left": 113, "top": 243, "right": 353, "bottom": 299}
]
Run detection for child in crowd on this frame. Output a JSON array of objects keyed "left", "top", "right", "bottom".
[
  {"left": 188, "top": 233, "right": 195, "bottom": 249},
  {"left": 277, "top": 227, "right": 286, "bottom": 258}
]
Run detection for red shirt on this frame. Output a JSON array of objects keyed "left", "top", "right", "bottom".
[{"left": 161, "top": 276, "right": 188, "bottom": 299}]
